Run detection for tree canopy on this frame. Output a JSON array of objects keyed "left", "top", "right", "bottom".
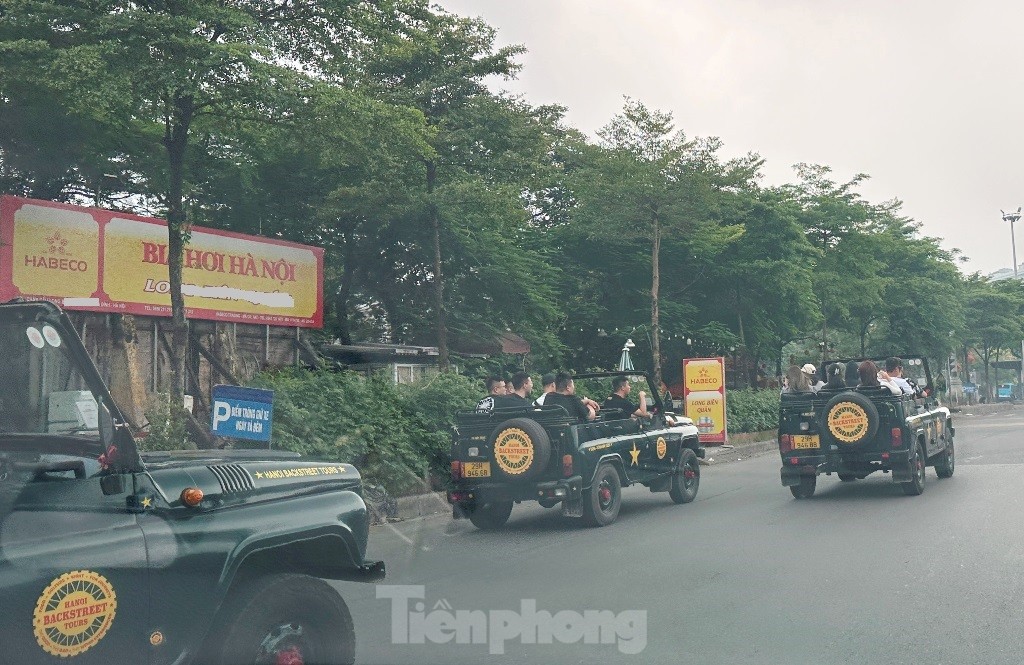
[{"left": 0, "top": 1, "right": 1010, "bottom": 395}]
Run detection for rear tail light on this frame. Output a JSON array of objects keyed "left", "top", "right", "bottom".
[
  {"left": 890, "top": 427, "right": 903, "bottom": 447},
  {"left": 881, "top": 452, "right": 890, "bottom": 462},
  {"left": 779, "top": 434, "right": 793, "bottom": 453},
  {"left": 562, "top": 454, "right": 573, "bottom": 477},
  {"left": 789, "top": 457, "right": 800, "bottom": 465},
  {"left": 450, "top": 461, "right": 462, "bottom": 481}
]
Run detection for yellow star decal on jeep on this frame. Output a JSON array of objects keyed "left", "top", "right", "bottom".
[
  {"left": 629, "top": 442, "right": 640, "bottom": 466},
  {"left": 141, "top": 496, "right": 153, "bottom": 509}
]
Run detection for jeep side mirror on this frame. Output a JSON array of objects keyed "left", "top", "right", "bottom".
[{"left": 100, "top": 474, "right": 125, "bottom": 496}]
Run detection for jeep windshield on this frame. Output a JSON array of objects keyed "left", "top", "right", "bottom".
[{"left": 0, "top": 320, "right": 99, "bottom": 438}]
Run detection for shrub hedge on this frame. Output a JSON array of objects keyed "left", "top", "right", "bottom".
[
  {"left": 725, "top": 388, "right": 780, "bottom": 434},
  {"left": 246, "top": 369, "right": 482, "bottom": 494}
]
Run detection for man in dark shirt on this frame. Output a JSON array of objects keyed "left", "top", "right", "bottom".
[
  {"left": 476, "top": 376, "right": 518, "bottom": 412},
  {"left": 508, "top": 371, "right": 534, "bottom": 402},
  {"left": 602, "top": 376, "right": 649, "bottom": 419},
  {"left": 544, "top": 372, "right": 597, "bottom": 423}
]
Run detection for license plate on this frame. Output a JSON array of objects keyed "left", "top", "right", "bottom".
[
  {"left": 463, "top": 462, "right": 491, "bottom": 478},
  {"left": 793, "top": 434, "right": 820, "bottom": 449}
]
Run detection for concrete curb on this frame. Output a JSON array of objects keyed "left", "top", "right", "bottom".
[{"left": 391, "top": 491, "right": 450, "bottom": 521}]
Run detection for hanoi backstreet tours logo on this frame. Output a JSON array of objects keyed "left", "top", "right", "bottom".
[{"left": 377, "top": 585, "right": 647, "bottom": 655}]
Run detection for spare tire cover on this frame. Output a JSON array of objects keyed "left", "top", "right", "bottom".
[
  {"left": 822, "top": 391, "right": 880, "bottom": 446},
  {"left": 487, "top": 417, "right": 552, "bottom": 481}
]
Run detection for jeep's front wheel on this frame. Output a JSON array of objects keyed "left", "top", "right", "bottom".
[
  {"left": 582, "top": 463, "right": 622, "bottom": 527},
  {"left": 669, "top": 449, "right": 700, "bottom": 504},
  {"left": 467, "top": 501, "right": 514, "bottom": 530},
  {"left": 790, "top": 475, "right": 816, "bottom": 499},
  {"left": 211, "top": 573, "right": 354, "bottom": 665}
]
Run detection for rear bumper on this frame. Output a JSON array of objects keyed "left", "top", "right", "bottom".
[
  {"left": 448, "top": 475, "right": 583, "bottom": 510},
  {"left": 335, "top": 559, "right": 386, "bottom": 582},
  {"left": 779, "top": 449, "right": 913, "bottom": 486}
]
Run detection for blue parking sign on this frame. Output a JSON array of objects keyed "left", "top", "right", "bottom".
[{"left": 211, "top": 385, "right": 274, "bottom": 442}]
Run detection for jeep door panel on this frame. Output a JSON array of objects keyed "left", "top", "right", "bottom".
[{"left": 0, "top": 473, "right": 151, "bottom": 665}]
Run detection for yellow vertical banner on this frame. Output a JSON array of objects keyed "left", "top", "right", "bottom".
[{"left": 683, "top": 357, "right": 727, "bottom": 444}]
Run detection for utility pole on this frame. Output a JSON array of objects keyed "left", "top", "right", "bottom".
[
  {"left": 1003, "top": 208, "right": 1021, "bottom": 278},
  {"left": 1001, "top": 208, "right": 1023, "bottom": 395}
]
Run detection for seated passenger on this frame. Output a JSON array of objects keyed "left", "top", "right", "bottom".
[
  {"left": 823, "top": 363, "right": 846, "bottom": 390},
  {"left": 845, "top": 361, "right": 860, "bottom": 387},
  {"left": 544, "top": 372, "right": 597, "bottom": 423},
  {"left": 782, "top": 365, "right": 811, "bottom": 394},
  {"left": 884, "top": 357, "right": 920, "bottom": 396},
  {"left": 476, "top": 376, "right": 523, "bottom": 411},
  {"left": 857, "top": 360, "right": 901, "bottom": 395},
  {"left": 508, "top": 371, "right": 534, "bottom": 403},
  {"left": 534, "top": 373, "right": 556, "bottom": 406},
  {"left": 602, "top": 376, "right": 649, "bottom": 419},
  {"left": 802, "top": 363, "right": 825, "bottom": 392}
]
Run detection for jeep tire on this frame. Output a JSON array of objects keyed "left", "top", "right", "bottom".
[
  {"left": 901, "top": 442, "right": 926, "bottom": 496},
  {"left": 582, "top": 463, "right": 622, "bottom": 527},
  {"left": 468, "top": 501, "right": 514, "bottom": 530},
  {"left": 934, "top": 439, "right": 955, "bottom": 479},
  {"left": 487, "top": 417, "right": 552, "bottom": 482},
  {"left": 790, "top": 475, "right": 816, "bottom": 499},
  {"left": 669, "top": 448, "right": 700, "bottom": 504},
  {"left": 210, "top": 573, "right": 354, "bottom": 665},
  {"left": 821, "top": 391, "right": 880, "bottom": 447}
]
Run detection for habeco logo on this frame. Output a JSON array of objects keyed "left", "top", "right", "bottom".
[{"left": 23, "top": 231, "right": 89, "bottom": 272}]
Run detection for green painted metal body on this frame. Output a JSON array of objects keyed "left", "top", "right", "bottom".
[
  {"left": 0, "top": 301, "right": 382, "bottom": 665},
  {"left": 777, "top": 356, "right": 954, "bottom": 486},
  {"left": 448, "top": 371, "right": 704, "bottom": 513}
]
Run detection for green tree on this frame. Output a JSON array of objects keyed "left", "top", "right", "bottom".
[
  {"left": 570, "top": 99, "right": 742, "bottom": 386},
  {"left": 701, "top": 191, "right": 819, "bottom": 380},
  {"left": 352, "top": 3, "right": 527, "bottom": 369},
  {"left": 962, "top": 276, "right": 1022, "bottom": 399}
]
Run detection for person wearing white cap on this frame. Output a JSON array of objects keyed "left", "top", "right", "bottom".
[{"left": 802, "top": 363, "right": 826, "bottom": 393}]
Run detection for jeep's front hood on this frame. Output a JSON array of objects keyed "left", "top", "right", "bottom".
[{"left": 142, "top": 451, "right": 364, "bottom": 507}]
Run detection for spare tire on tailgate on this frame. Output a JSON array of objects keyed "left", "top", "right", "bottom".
[
  {"left": 487, "top": 417, "right": 552, "bottom": 481},
  {"left": 821, "top": 391, "right": 880, "bottom": 446}
]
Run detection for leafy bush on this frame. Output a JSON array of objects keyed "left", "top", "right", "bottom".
[
  {"left": 248, "top": 368, "right": 474, "bottom": 495},
  {"left": 725, "top": 389, "right": 780, "bottom": 433},
  {"left": 137, "top": 394, "right": 197, "bottom": 452}
]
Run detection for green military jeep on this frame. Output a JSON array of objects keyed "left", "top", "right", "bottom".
[
  {"left": 0, "top": 301, "right": 384, "bottom": 665},
  {"left": 448, "top": 371, "right": 705, "bottom": 529},
  {"left": 779, "top": 356, "right": 955, "bottom": 498}
]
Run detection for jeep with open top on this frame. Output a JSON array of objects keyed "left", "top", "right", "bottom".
[
  {"left": 448, "top": 371, "right": 704, "bottom": 529},
  {"left": 778, "top": 356, "right": 954, "bottom": 498},
  {"left": 0, "top": 300, "right": 384, "bottom": 665}
]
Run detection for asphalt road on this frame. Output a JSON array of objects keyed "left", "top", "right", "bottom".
[{"left": 337, "top": 407, "right": 1024, "bottom": 665}]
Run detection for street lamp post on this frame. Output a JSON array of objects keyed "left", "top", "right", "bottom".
[
  {"left": 1002, "top": 208, "right": 1021, "bottom": 277},
  {"left": 1001, "top": 208, "right": 1024, "bottom": 394}
]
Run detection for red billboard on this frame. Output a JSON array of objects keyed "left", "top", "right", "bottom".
[{"left": 0, "top": 196, "right": 324, "bottom": 328}]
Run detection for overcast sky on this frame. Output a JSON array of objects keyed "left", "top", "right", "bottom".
[{"left": 438, "top": 0, "right": 1024, "bottom": 276}]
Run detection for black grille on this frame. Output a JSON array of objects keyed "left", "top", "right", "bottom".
[{"left": 208, "top": 464, "right": 255, "bottom": 493}]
